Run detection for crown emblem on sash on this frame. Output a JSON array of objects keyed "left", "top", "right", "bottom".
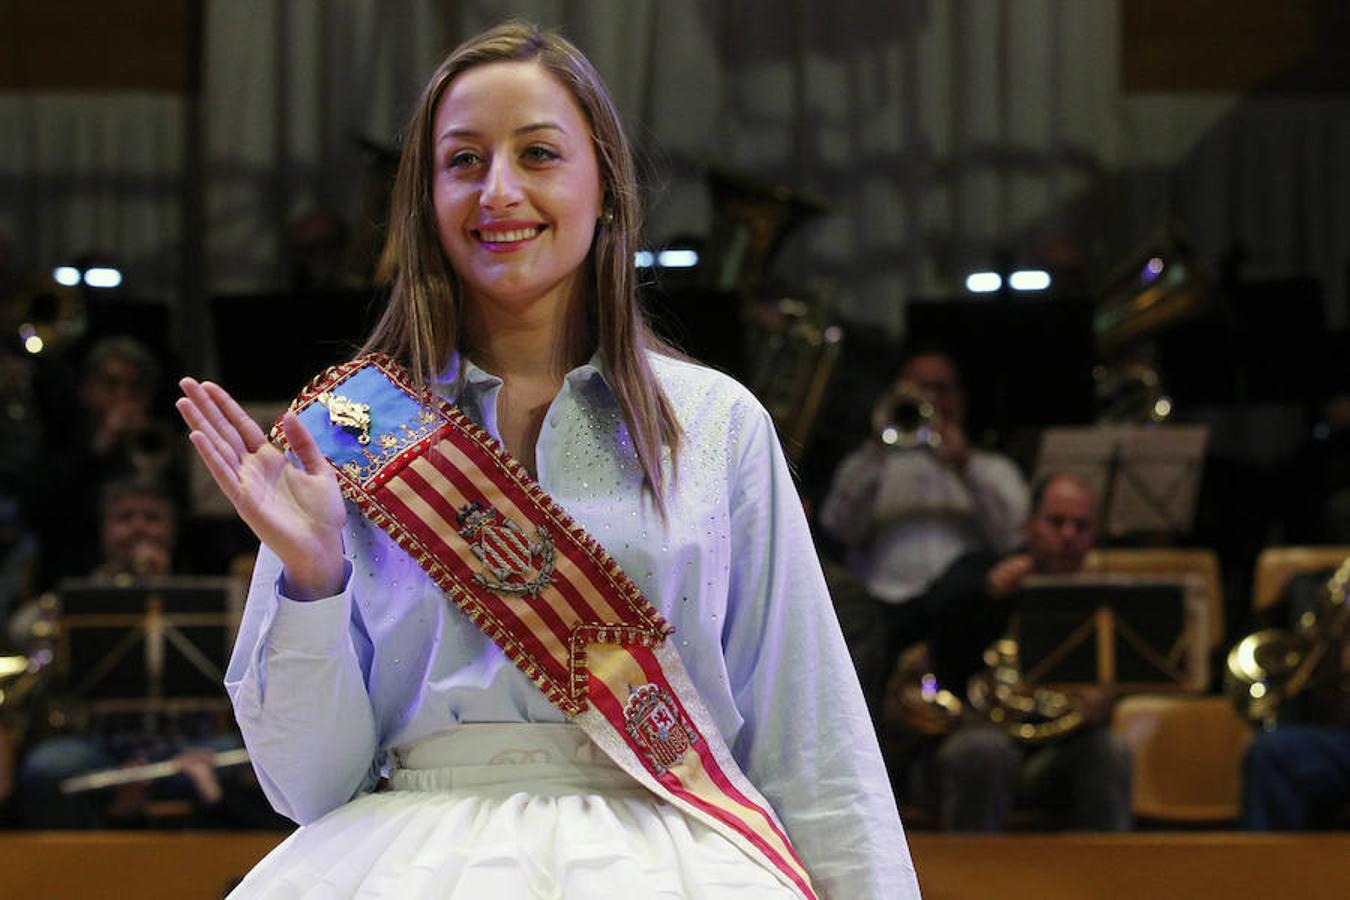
[
  {"left": 317, "top": 391, "right": 373, "bottom": 445},
  {"left": 455, "top": 501, "right": 556, "bottom": 596},
  {"left": 623, "top": 683, "right": 699, "bottom": 775}
]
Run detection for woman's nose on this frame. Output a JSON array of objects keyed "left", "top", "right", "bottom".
[{"left": 481, "top": 157, "right": 523, "bottom": 211}]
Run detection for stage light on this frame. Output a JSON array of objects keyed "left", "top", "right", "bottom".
[
  {"left": 657, "top": 249, "right": 699, "bottom": 268},
  {"left": 634, "top": 250, "right": 655, "bottom": 268},
  {"left": 1009, "top": 269, "right": 1051, "bottom": 291},
  {"left": 83, "top": 267, "right": 123, "bottom": 288},
  {"left": 54, "top": 266, "right": 81, "bottom": 286},
  {"left": 965, "top": 272, "right": 1002, "bottom": 293}
]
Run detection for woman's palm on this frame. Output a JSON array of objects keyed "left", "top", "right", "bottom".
[{"left": 177, "top": 378, "right": 348, "bottom": 597}]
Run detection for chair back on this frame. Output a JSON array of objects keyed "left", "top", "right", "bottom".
[
  {"left": 1111, "top": 693, "right": 1253, "bottom": 822},
  {"left": 1251, "top": 546, "right": 1350, "bottom": 613}
]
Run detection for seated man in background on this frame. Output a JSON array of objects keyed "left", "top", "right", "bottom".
[
  {"left": 1240, "top": 562, "right": 1350, "bottom": 830},
  {"left": 23, "top": 335, "right": 183, "bottom": 591},
  {"left": 910, "top": 472, "right": 1132, "bottom": 831},
  {"left": 13, "top": 476, "right": 280, "bottom": 829}
]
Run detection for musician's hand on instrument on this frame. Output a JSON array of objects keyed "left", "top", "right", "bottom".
[
  {"left": 987, "top": 554, "right": 1034, "bottom": 599},
  {"left": 176, "top": 378, "right": 347, "bottom": 599},
  {"left": 938, "top": 423, "right": 971, "bottom": 471},
  {"left": 130, "top": 539, "right": 172, "bottom": 578},
  {"left": 1076, "top": 686, "right": 1117, "bottom": 727},
  {"left": 175, "top": 748, "right": 224, "bottom": 805},
  {"left": 107, "top": 757, "right": 152, "bottom": 819}
]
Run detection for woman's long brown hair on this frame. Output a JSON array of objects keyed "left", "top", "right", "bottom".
[{"left": 362, "top": 20, "right": 682, "bottom": 516}]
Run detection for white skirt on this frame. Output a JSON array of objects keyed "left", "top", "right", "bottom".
[{"left": 228, "top": 723, "right": 796, "bottom": 899}]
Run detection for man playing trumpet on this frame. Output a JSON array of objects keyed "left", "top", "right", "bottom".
[{"left": 820, "top": 346, "right": 1029, "bottom": 716}]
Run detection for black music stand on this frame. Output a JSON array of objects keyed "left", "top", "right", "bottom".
[
  {"left": 1035, "top": 425, "right": 1209, "bottom": 540},
  {"left": 1010, "top": 573, "right": 1209, "bottom": 692},
  {"left": 56, "top": 577, "right": 243, "bottom": 716}
]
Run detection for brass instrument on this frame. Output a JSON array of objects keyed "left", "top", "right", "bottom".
[
  {"left": 0, "top": 593, "right": 59, "bottom": 714},
  {"left": 1092, "top": 223, "right": 1207, "bottom": 424},
  {"left": 872, "top": 383, "right": 942, "bottom": 451},
  {"left": 1226, "top": 556, "right": 1349, "bottom": 730},
  {"left": 965, "top": 639, "right": 1086, "bottom": 745},
  {"left": 5, "top": 273, "right": 86, "bottom": 356},
  {"left": 892, "top": 638, "right": 1086, "bottom": 745},
  {"left": 745, "top": 293, "right": 843, "bottom": 462},
  {"left": 703, "top": 164, "right": 836, "bottom": 464}
]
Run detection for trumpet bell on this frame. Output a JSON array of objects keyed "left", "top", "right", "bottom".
[{"left": 873, "top": 385, "right": 942, "bottom": 450}]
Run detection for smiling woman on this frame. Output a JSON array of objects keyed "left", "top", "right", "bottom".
[
  {"left": 430, "top": 60, "right": 605, "bottom": 462},
  {"left": 176, "top": 19, "right": 918, "bottom": 900}
]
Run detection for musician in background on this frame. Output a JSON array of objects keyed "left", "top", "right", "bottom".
[
  {"left": 1240, "top": 570, "right": 1350, "bottom": 830},
  {"left": 12, "top": 476, "right": 274, "bottom": 829},
  {"left": 23, "top": 335, "right": 183, "bottom": 592},
  {"left": 819, "top": 346, "right": 1029, "bottom": 715},
  {"left": 911, "top": 472, "right": 1132, "bottom": 831}
]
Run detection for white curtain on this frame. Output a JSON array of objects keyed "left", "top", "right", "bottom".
[
  {"left": 0, "top": 93, "right": 184, "bottom": 298},
  {"left": 3, "top": 0, "right": 1347, "bottom": 334}
]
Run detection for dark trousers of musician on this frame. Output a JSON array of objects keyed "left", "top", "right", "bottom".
[
  {"left": 1242, "top": 724, "right": 1350, "bottom": 830},
  {"left": 912, "top": 722, "right": 1133, "bottom": 832}
]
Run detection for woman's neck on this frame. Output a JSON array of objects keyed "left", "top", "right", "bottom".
[
  {"left": 460, "top": 288, "right": 592, "bottom": 476},
  {"left": 461, "top": 293, "right": 590, "bottom": 384}
]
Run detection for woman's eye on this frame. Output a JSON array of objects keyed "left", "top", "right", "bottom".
[
  {"left": 523, "top": 146, "right": 559, "bottom": 164},
  {"left": 448, "top": 151, "right": 481, "bottom": 169}
]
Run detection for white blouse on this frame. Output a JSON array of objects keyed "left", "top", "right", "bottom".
[{"left": 226, "top": 352, "right": 920, "bottom": 899}]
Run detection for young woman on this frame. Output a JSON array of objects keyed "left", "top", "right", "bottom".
[{"left": 178, "top": 20, "right": 917, "bottom": 899}]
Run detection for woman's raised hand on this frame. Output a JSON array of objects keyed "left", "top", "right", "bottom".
[{"left": 176, "top": 378, "right": 348, "bottom": 600}]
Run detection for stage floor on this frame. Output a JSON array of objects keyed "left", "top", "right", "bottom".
[{"left": 0, "top": 830, "right": 1346, "bottom": 898}]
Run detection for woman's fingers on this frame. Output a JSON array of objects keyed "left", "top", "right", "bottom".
[
  {"left": 176, "top": 396, "right": 241, "bottom": 476},
  {"left": 202, "top": 381, "right": 269, "bottom": 454},
  {"left": 178, "top": 377, "right": 250, "bottom": 463},
  {"left": 280, "top": 411, "right": 328, "bottom": 475},
  {"left": 186, "top": 429, "right": 242, "bottom": 502}
]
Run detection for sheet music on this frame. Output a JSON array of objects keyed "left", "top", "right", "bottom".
[
  {"left": 1107, "top": 426, "right": 1209, "bottom": 537},
  {"left": 1035, "top": 425, "right": 1209, "bottom": 539}
]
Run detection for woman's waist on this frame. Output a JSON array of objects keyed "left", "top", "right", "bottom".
[{"left": 387, "top": 722, "right": 640, "bottom": 794}]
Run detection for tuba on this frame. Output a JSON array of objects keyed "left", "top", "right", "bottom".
[
  {"left": 1092, "top": 222, "right": 1207, "bottom": 424},
  {"left": 1226, "top": 557, "right": 1349, "bottom": 730}
]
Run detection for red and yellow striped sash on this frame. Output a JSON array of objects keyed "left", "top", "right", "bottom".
[{"left": 276, "top": 355, "right": 816, "bottom": 899}]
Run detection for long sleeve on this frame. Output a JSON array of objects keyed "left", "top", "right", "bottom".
[
  {"left": 817, "top": 442, "right": 884, "bottom": 546},
  {"left": 723, "top": 405, "right": 920, "bottom": 899},
  {"left": 963, "top": 454, "right": 1030, "bottom": 552},
  {"left": 225, "top": 540, "right": 380, "bottom": 824}
]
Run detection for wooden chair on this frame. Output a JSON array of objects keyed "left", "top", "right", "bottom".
[
  {"left": 1250, "top": 545, "right": 1350, "bottom": 614},
  {"left": 1111, "top": 693, "right": 1253, "bottom": 823}
]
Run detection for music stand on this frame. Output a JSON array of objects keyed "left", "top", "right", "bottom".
[
  {"left": 1035, "top": 425, "right": 1209, "bottom": 540},
  {"left": 56, "top": 576, "right": 244, "bottom": 716},
  {"left": 1011, "top": 573, "right": 1209, "bottom": 692}
]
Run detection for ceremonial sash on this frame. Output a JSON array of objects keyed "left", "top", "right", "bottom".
[{"left": 274, "top": 354, "right": 817, "bottom": 900}]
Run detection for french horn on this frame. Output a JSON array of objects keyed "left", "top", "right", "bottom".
[{"left": 893, "top": 638, "right": 1087, "bottom": 746}]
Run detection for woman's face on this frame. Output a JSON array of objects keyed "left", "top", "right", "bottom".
[{"left": 432, "top": 60, "right": 603, "bottom": 322}]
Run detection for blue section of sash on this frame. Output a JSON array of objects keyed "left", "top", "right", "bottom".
[{"left": 296, "top": 365, "right": 423, "bottom": 469}]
